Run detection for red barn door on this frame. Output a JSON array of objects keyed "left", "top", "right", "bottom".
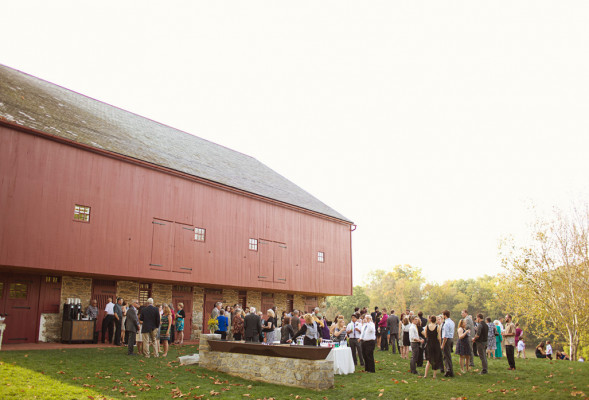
[{"left": 0, "top": 274, "right": 40, "bottom": 343}]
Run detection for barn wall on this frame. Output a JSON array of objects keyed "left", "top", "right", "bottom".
[{"left": 0, "top": 126, "right": 352, "bottom": 296}]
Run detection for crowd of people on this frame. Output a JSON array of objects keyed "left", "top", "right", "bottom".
[
  {"left": 88, "top": 298, "right": 575, "bottom": 366},
  {"left": 86, "top": 297, "right": 187, "bottom": 357}
]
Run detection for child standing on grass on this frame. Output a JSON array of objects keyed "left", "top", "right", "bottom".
[
  {"left": 546, "top": 340, "right": 553, "bottom": 360},
  {"left": 517, "top": 338, "right": 525, "bottom": 358}
]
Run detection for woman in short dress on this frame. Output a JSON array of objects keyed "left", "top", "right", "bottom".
[
  {"left": 159, "top": 305, "right": 172, "bottom": 357},
  {"left": 456, "top": 319, "right": 472, "bottom": 373},
  {"left": 424, "top": 315, "right": 443, "bottom": 378},
  {"left": 174, "top": 303, "right": 185, "bottom": 345},
  {"left": 486, "top": 317, "right": 497, "bottom": 359},
  {"left": 401, "top": 317, "right": 411, "bottom": 359}
]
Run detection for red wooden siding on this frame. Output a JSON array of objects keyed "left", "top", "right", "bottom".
[{"left": 0, "top": 126, "right": 352, "bottom": 296}]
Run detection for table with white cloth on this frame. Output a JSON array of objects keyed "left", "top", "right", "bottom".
[{"left": 326, "top": 346, "right": 355, "bottom": 375}]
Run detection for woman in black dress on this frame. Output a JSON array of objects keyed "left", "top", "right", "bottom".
[{"left": 424, "top": 315, "right": 443, "bottom": 378}]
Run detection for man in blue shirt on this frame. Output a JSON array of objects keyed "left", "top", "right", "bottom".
[
  {"left": 217, "top": 309, "right": 229, "bottom": 340},
  {"left": 441, "top": 310, "right": 455, "bottom": 377}
]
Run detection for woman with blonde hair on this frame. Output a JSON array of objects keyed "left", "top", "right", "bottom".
[
  {"left": 333, "top": 318, "right": 347, "bottom": 342},
  {"left": 159, "top": 305, "right": 172, "bottom": 357},
  {"left": 174, "top": 303, "right": 185, "bottom": 345},
  {"left": 456, "top": 319, "right": 472, "bottom": 373},
  {"left": 330, "top": 315, "right": 344, "bottom": 336},
  {"left": 293, "top": 313, "right": 320, "bottom": 346},
  {"left": 262, "top": 309, "right": 276, "bottom": 343}
]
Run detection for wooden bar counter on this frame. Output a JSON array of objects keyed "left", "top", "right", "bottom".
[{"left": 61, "top": 320, "right": 95, "bottom": 344}]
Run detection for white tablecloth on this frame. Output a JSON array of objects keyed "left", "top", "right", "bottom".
[{"left": 326, "top": 347, "right": 355, "bottom": 375}]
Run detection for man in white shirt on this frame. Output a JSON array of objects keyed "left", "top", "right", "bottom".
[
  {"left": 346, "top": 314, "right": 364, "bottom": 367},
  {"left": 360, "top": 314, "right": 376, "bottom": 373},
  {"left": 409, "top": 316, "right": 424, "bottom": 374},
  {"left": 102, "top": 298, "right": 115, "bottom": 344}
]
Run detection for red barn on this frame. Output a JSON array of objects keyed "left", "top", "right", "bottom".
[{"left": 0, "top": 65, "right": 353, "bottom": 343}]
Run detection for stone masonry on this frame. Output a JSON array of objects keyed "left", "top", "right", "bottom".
[
  {"left": 198, "top": 334, "right": 334, "bottom": 390},
  {"left": 246, "top": 290, "right": 261, "bottom": 312},
  {"left": 192, "top": 287, "right": 204, "bottom": 340},
  {"left": 116, "top": 280, "right": 139, "bottom": 303},
  {"left": 152, "top": 283, "right": 172, "bottom": 307}
]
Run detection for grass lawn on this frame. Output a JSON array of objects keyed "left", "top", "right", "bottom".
[{"left": 1, "top": 344, "right": 587, "bottom": 399}]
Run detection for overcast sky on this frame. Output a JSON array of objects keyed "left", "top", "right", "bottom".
[{"left": 3, "top": 1, "right": 588, "bottom": 285}]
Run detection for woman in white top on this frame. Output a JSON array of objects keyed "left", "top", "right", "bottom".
[{"left": 401, "top": 316, "right": 411, "bottom": 360}]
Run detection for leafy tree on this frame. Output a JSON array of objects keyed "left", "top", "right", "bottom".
[
  {"left": 501, "top": 205, "right": 589, "bottom": 360},
  {"left": 326, "top": 286, "right": 370, "bottom": 318},
  {"left": 365, "top": 264, "right": 425, "bottom": 312}
]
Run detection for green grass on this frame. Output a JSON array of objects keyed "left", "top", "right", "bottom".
[{"left": 0, "top": 345, "right": 587, "bottom": 399}]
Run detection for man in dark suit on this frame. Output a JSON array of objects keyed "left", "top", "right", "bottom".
[
  {"left": 244, "top": 306, "right": 262, "bottom": 342},
  {"left": 387, "top": 309, "right": 400, "bottom": 353},
  {"left": 113, "top": 297, "right": 124, "bottom": 346},
  {"left": 125, "top": 299, "right": 140, "bottom": 355},
  {"left": 139, "top": 298, "right": 160, "bottom": 358}
]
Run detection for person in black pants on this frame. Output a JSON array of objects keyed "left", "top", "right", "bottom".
[
  {"left": 113, "top": 297, "right": 123, "bottom": 346},
  {"left": 360, "top": 314, "right": 376, "bottom": 373},
  {"left": 101, "top": 298, "right": 115, "bottom": 343},
  {"left": 125, "top": 299, "right": 140, "bottom": 355}
]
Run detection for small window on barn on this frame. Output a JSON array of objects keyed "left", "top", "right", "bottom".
[
  {"left": 139, "top": 283, "right": 152, "bottom": 305},
  {"left": 194, "top": 227, "right": 206, "bottom": 242},
  {"left": 9, "top": 282, "right": 28, "bottom": 299},
  {"left": 318, "top": 251, "right": 325, "bottom": 263},
  {"left": 45, "top": 276, "right": 61, "bottom": 284},
  {"left": 249, "top": 238, "right": 258, "bottom": 251},
  {"left": 74, "top": 204, "right": 91, "bottom": 222}
]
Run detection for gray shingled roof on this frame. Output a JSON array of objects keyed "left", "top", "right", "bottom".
[{"left": 0, "top": 64, "right": 350, "bottom": 223}]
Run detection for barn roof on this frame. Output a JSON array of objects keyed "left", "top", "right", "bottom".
[{"left": 0, "top": 65, "right": 351, "bottom": 223}]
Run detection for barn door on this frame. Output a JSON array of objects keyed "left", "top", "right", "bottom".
[
  {"left": 173, "top": 223, "right": 196, "bottom": 273},
  {"left": 91, "top": 280, "right": 116, "bottom": 336},
  {"left": 274, "top": 242, "right": 287, "bottom": 284},
  {"left": 260, "top": 292, "right": 274, "bottom": 316},
  {"left": 203, "top": 289, "right": 223, "bottom": 334},
  {"left": 0, "top": 274, "right": 40, "bottom": 343},
  {"left": 258, "top": 240, "right": 288, "bottom": 284},
  {"left": 172, "top": 285, "right": 193, "bottom": 339},
  {"left": 258, "top": 239, "right": 273, "bottom": 282},
  {"left": 150, "top": 218, "right": 173, "bottom": 271}
]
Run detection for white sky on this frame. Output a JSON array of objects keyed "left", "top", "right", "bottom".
[{"left": 2, "top": 1, "right": 588, "bottom": 285}]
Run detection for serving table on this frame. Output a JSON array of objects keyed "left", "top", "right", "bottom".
[
  {"left": 326, "top": 346, "right": 355, "bottom": 375},
  {"left": 61, "top": 320, "right": 95, "bottom": 343}
]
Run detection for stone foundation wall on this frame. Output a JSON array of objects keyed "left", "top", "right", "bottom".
[
  {"left": 152, "top": 283, "right": 172, "bottom": 307},
  {"left": 223, "top": 289, "right": 238, "bottom": 309},
  {"left": 60, "top": 276, "right": 93, "bottom": 310},
  {"left": 246, "top": 290, "right": 261, "bottom": 312},
  {"left": 274, "top": 292, "right": 287, "bottom": 321},
  {"left": 117, "top": 281, "right": 139, "bottom": 303},
  {"left": 192, "top": 287, "right": 204, "bottom": 340},
  {"left": 38, "top": 313, "right": 61, "bottom": 342},
  {"left": 198, "top": 334, "right": 334, "bottom": 390},
  {"left": 294, "top": 294, "right": 306, "bottom": 314}
]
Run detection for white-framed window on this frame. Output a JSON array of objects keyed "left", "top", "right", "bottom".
[
  {"left": 74, "top": 204, "right": 91, "bottom": 222},
  {"left": 249, "top": 238, "right": 258, "bottom": 251},
  {"left": 194, "top": 227, "right": 206, "bottom": 242},
  {"left": 318, "top": 251, "right": 325, "bottom": 263}
]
